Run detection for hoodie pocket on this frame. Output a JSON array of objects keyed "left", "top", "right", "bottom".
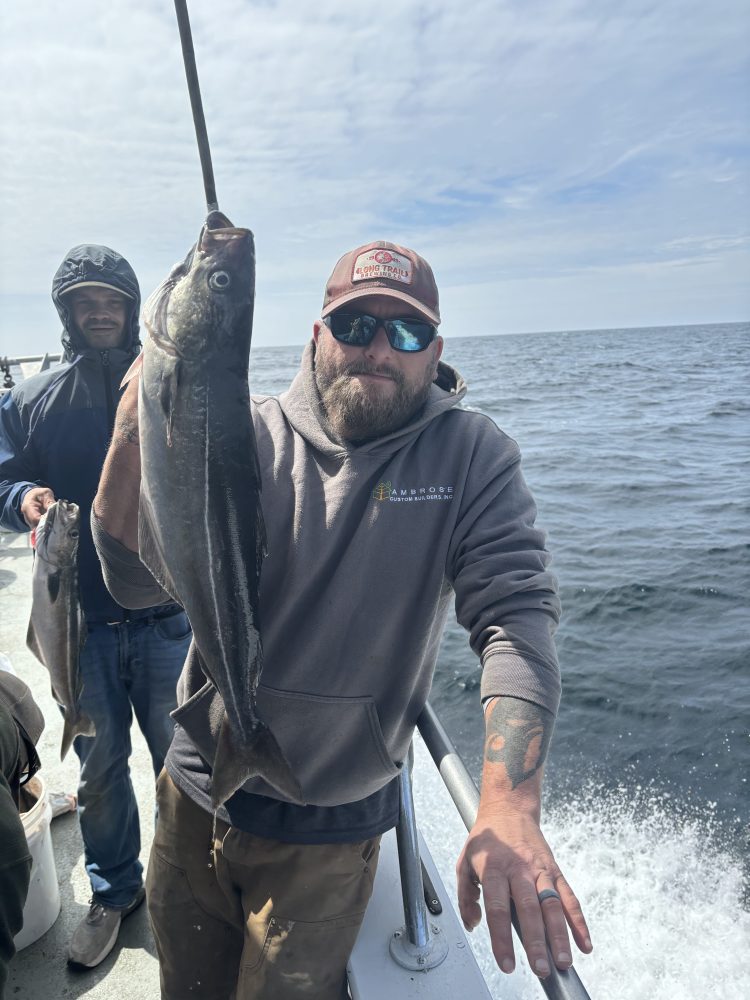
[
  {"left": 171, "top": 681, "right": 402, "bottom": 807},
  {"left": 249, "top": 685, "right": 402, "bottom": 807}
]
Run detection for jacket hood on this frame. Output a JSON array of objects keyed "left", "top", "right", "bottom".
[
  {"left": 52, "top": 244, "right": 142, "bottom": 361},
  {"left": 275, "top": 340, "right": 467, "bottom": 459}
]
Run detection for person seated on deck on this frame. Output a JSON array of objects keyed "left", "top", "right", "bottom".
[
  {"left": 0, "top": 670, "right": 44, "bottom": 995},
  {"left": 92, "top": 240, "right": 592, "bottom": 999},
  {"left": 0, "top": 246, "right": 193, "bottom": 970}
]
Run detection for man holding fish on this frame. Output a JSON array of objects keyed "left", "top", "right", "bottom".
[
  {"left": 93, "top": 228, "right": 591, "bottom": 999},
  {"left": 0, "top": 246, "right": 192, "bottom": 969}
]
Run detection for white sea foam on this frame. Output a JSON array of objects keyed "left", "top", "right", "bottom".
[{"left": 412, "top": 735, "right": 750, "bottom": 1000}]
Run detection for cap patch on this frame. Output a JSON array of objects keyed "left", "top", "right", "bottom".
[{"left": 352, "top": 249, "right": 413, "bottom": 285}]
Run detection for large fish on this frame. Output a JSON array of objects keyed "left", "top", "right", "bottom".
[
  {"left": 26, "top": 498, "right": 94, "bottom": 758},
  {"left": 138, "top": 211, "right": 303, "bottom": 808}
]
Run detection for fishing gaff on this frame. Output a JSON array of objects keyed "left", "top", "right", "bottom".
[{"left": 173, "top": 0, "right": 219, "bottom": 213}]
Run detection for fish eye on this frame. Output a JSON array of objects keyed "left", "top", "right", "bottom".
[{"left": 209, "top": 270, "right": 231, "bottom": 292}]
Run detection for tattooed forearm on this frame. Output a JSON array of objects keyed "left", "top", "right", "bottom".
[{"left": 484, "top": 697, "right": 554, "bottom": 789}]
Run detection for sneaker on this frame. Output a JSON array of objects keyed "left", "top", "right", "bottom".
[{"left": 67, "top": 887, "right": 146, "bottom": 969}]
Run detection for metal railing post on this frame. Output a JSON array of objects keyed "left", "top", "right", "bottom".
[
  {"left": 395, "top": 748, "right": 431, "bottom": 948},
  {"left": 390, "top": 747, "right": 448, "bottom": 971}
]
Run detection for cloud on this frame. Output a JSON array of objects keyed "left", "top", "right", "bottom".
[{"left": 0, "top": 0, "right": 748, "bottom": 355}]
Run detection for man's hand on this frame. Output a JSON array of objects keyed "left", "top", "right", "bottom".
[
  {"left": 456, "top": 697, "right": 592, "bottom": 978},
  {"left": 20, "top": 486, "right": 55, "bottom": 529}
]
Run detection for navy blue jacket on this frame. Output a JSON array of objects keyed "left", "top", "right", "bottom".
[{"left": 0, "top": 245, "right": 175, "bottom": 622}]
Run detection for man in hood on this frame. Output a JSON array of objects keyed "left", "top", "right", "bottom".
[
  {"left": 92, "top": 240, "right": 592, "bottom": 998},
  {"left": 0, "top": 245, "right": 192, "bottom": 970}
]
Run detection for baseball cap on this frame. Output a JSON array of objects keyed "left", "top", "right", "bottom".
[
  {"left": 322, "top": 241, "right": 440, "bottom": 326},
  {"left": 61, "top": 281, "right": 135, "bottom": 299}
]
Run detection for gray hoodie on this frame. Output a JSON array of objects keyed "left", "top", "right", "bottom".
[{"left": 94, "top": 343, "right": 560, "bottom": 808}]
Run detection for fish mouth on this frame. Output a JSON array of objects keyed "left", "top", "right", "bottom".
[
  {"left": 35, "top": 501, "right": 56, "bottom": 547},
  {"left": 200, "top": 211, "right": 252, "bottom": 251}
]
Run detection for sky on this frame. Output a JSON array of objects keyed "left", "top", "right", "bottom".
[{"left": 1, "top": 0, "right": 748, "bottom": 356}]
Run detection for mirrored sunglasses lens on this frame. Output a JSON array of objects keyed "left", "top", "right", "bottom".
[
  {"left": 330, "top": 313, "right": 376, "bottom": 345},
  {"left": 387, "top": 319, "right": 434, "bottom": 351}
]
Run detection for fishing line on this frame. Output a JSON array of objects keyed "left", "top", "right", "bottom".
[{"left": 173, "top": 0, "right": 219, "bottom": 213}]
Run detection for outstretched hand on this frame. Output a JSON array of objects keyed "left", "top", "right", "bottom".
[{"left": 456, "top": 801, "right": 591, "bottom": 978}]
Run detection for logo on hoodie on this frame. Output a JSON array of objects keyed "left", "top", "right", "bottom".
[{"left": 372, "top": 481, "right": 454, "bottom": 503}]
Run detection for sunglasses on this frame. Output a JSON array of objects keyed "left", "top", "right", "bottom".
[{"left": 323, "top": 310, "right": 437, "bottom": 353}]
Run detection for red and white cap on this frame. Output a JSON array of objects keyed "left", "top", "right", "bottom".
[{"left": 321, "top": 241, "right": 440, "bottom": 326}]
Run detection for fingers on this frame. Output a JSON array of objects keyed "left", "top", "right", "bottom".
[
  {"left": 535, "top": 877, "right": 572, "bottom": 970},
  {"left": 480, "top": 868, "right": 516, "bottom": 974},
  {"left": 21, "top": 487, "right": 55, "bottom": 528},
  {"left": 455, "top": 854, "right": 483, "bottom": 933},
  {"left": 459, "top": 863, "right": 591, "bottom": 980},
  {"left": 457, "top": 817, "right": 592, "bottom": 980},
  {"left": 513, "top": 873, "right": 593, "bottom": 977},
  {"left": 556, "top": 875, "right": 593, "bottom": 955},
  {"left": 510, "top": 873, "right": 554, "bottom": 978}
]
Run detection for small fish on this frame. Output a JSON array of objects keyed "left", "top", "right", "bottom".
[
  {"left": 27, "top": 498, "right": 94, "bottom": 758},
  {"left": 138, "top": 211, "right": 303, "bottom": 808}
]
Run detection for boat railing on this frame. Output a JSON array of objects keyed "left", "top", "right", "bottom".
[
  {"left": 1, "top": 354, "right": 62, "bottom": 391},
  {"left": 390, "top": 700, "right": 593, "bottom": 999}
]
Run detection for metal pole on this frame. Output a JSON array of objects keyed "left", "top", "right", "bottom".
[
  {"left": 1, "top": 355, "right": 61, "bottom": 366},
  {"left": 417, "top": 701, "right": 593, "bottom": 1000},
  {"left": 173, "top": 0, "right": 219, "bottom": 212},
  {"left": 395, "top": 752, "right": 430, "bottom": 948}
]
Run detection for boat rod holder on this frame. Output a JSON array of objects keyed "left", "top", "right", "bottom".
[{"left": 417, "top": 701, "right": 594, "bottom": 1000}]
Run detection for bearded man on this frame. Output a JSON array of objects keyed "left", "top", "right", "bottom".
[{"left": 92, "top": 240, "right": 591, "bottom": 999}]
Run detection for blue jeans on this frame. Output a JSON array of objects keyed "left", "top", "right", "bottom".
[{"left": 73, "top": 609, "right": 191, "bottom": 908}]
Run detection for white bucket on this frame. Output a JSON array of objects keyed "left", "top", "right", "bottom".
[{"left": 13, "top": 774, "right": 61, "bottom": 950}]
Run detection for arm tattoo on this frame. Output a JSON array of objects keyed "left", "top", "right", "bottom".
[
  {"left": 485, "top": 698, "right": 554, "bottom": 789},
  {"left": 115, "top": 413, "right": 140, "bottom": 446}
]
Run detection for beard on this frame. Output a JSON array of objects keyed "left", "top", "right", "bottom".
[{"left": 314, "top": 344, "right": 437, "bottom": 442}]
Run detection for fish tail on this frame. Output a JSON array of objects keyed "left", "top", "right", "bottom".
[
  {"left": 210, "top": 716, "right": 305, "bottom": 808},
  {"left": 60, "top": 711, "right": 96, "bottom": 761}
]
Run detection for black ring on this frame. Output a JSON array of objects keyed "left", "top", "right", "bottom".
[{"left": 538, "top": 889, "right": 562, "bottom": 904}]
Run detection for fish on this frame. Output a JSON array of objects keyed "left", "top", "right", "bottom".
[
  {"left": 26, "top": 498, "right": 94, "bottom": 759},
  {"left": 138, "top": 210, "right": 303, "bottom": 808}
]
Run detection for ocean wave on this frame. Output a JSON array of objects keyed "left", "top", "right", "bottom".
[
  {"left": 562, "top": 580, "right": 741, "bottom": 622},
  {"left": 708, "top": 400, "right": 750, "bottom": 416}
]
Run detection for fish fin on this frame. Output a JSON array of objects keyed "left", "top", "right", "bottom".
[
  {"left": 60, "top": 710, "right": 96, "bottom": 761},
  {"left": 26, "top": 620, "right": 43, "bottom": 664},
  {"left": 120, "top": 352, "right": 144, "bottom": 389},
  {"left": 210, "top": 716, "right": 305, "bottom": 809},
  {"left": 46, "top": 572, "right": 61, "bottom": 603}
]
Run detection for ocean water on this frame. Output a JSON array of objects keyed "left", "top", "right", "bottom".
[
  {"left": 249, "top": 322, "right": 750, "bottom": 997},
  {"left": 251, "top": 324, "right": 749, "bottom": 829}
]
